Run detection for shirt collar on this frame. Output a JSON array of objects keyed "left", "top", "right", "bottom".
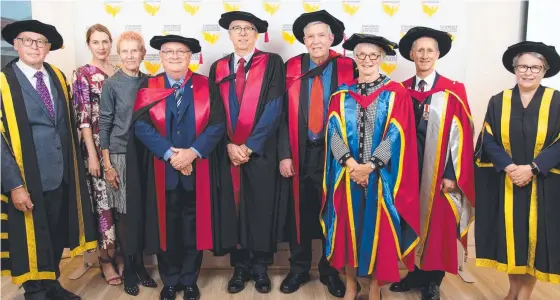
[
  {"left": 415, "top": 71, "right": 437, "bottom": 91},
  {"left": 165, "top": 73, "right": 186, "bottom": 88},
  {"left": 234, "top": 48, "right": 256, "bottom": 66},
  {"left": 16, "top": 59, "right": 47, "bottom": 80}
]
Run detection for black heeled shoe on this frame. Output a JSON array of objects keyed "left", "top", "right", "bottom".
[
  {"left": 123, "top": 256, "right": 139, "bottom": 296},
  {"left": 136, "top": 264, "right": 157, "bottom": 288}
]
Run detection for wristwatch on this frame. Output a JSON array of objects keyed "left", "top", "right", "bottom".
[
  {"left": 531, "top": 163, "right": 539, "bottom": 175},
  {"left": 369, "top": 161, "right": 376, "bottom": 170}
]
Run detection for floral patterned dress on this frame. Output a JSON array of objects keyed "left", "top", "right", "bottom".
[{"left": 72, "top": 64, "right": 117, "bottom": 250}]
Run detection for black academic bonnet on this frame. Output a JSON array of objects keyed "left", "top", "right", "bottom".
[
  {"left": 342, "top": 33, "right": 398, "bottom": 56},
  {"left": 219, "top": 11, "right": 268, "bottom": 33},
  {"left": 398, "top": 26, "right": 452, "bottom": 61},
  {"left": 150, "top": 35, "right": 201, "bottom": 53},
  {"left": 502, "top": 41, "right": 560, "bottom": 78},
  {"left": 2, "top": 20, "right": 64, "bottom": 51},
  {"left": 292, "top": 10, "right": 345, "bottom": 46}
]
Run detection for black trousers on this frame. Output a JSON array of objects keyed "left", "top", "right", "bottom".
[
  {"left": 157, "top": 186, "right": 202, "bottom": 287},
  {"left": 23, "top": 183, "right": 68, "bottom": 298},
  {"left": 289, "top": 144, "right": 338, "bottom": 276},
  {"left": 230, "top": 249, "right": 273, "bottom": 274},
  {"left": 405, "top": 266, "right": 445, "bottom": 286}
]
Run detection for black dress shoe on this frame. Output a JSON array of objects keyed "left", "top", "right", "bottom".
[
  {"left": 183, "top": 285, "right": 200, "bottom": 300},
  {"left": 227, "top": 267, "right": 251, "bottom": 294},
  {"left": 24, "top": 292, "right": 49, "bottom": 300},
  {"left": 160, "top": 286, "right": 177, "bottom": 300},
  {"left": 252, "top": 272, "right": 271, "bottom": 293},
  {"left": 390, "top": 278, "right": 417, "bottom": 292},
  {"left": 46, "top": 285, "right": 81, "bottom": 300},
  {"left": 320, "top": 274, "right": 345, "bottom": 298},
  {"left": 421, "top": 283, "right": 441, "bottom": 300},
  {"left": 280, "top": 272, "right": 310, "bottom": 294}
]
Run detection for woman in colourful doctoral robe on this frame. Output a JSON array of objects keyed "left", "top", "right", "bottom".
[
  {"left": 322, "top": 34, "right": 419, "bottom": 300},
  {"left": 475, "top": 41, "right": 560, "bottom": 300}
]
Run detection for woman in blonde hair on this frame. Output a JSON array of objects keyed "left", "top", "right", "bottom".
[
  {"left": 99, "top": 30, "right": 155, "bottom": 296},
  {"left": 72, "top": 23, "right": 121, "bottom": 286}
]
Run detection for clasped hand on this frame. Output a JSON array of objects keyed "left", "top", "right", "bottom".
[
  {"left": 227, "top": 144, "right": 251, "bottom": 166},
  {"left": 346, "top": 159, "right": 373, "bottom": 187},
  {"left": 505, "top": 164, "right": 533, "bottom": 187},
  {"left": 169, "top": 147, "right": 197, "bottom": 176}
]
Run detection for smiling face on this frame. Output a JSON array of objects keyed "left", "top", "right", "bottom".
[
  {"left": 303, "top": 22, "right": 334, "bottom": 60},
  {"left": 354, "top": 43, "right": 384, "bottom": 78},
  {"left": 410, "top": 37, "right": 440, "bottom": 74},
  {"left": 118, "top": 39, "right": 144, "bottom": 72},
  {"left": 514, "top": 53, "right": 547, "bottom": 90},
  {"left": 159, "top": 42, "right": 192, "bottom": 74},
  {"left": 88, "top": 30, "right": 112, "bottom": 61},
  {"left": 13, "top": 31, "right": 51, "bottom": 69},
  {"left": 228, "top": 20, "right": 258, "bottom": 53}
]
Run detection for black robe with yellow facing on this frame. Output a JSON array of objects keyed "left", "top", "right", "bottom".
[
  {"left": 0, "top": 60, "right": 97, "bottom": 284},
  {"left": 475, "top": 85, "right": 560, "bottom": 283}
]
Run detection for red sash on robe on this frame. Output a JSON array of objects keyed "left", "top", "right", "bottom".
[
  {"left": 215, "top": 51, "right": 269, "bottom": 210},
  {"left": 132, "top": 72, "right": 214, "bottom": 250},
  {"left": 285, "top": 50, "right": 354, "bottom": 243}
]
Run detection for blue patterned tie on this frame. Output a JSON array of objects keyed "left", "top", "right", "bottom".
[{"left": 172, "top": 82, "right": 182, "bottom": 108}]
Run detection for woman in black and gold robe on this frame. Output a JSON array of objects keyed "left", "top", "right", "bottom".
[{"left": 475, "top": 41, "right": 560, "bottom": 300}]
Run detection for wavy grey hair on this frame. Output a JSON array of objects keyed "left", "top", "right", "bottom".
[
  {"left": 303, "top": 21, "right": 332, "bottom": 36},
  {"left": 513, "top": 52, "right": 550, "bottom": 71}
]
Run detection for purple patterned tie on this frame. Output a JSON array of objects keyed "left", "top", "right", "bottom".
[{"left": 34, "top": 71, "right": 55, "bottom": 119}]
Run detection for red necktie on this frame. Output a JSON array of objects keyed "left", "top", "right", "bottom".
[
  {"left": 308, "top": 76, "right": 324, "bottom": 134},
  {"left": 236, "top": 58, "right": 246, "bottom": 104}
]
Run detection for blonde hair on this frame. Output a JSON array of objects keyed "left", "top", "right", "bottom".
[
  {"left": 117, "top": 31, "right": 146, "bottom": 55},
  {"left": 86, "top": 24, "right": 112, "bottom": 44}
]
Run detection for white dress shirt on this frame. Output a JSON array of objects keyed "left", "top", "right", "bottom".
[
  {"left": 415, "top": 70, "right": 437, "bottom": 92},
  {"left": 233, "top": 48, "right": 256, "bottom": 76},
  {"left": 16, "top": 60, "right": 54, "bottom": 101}
]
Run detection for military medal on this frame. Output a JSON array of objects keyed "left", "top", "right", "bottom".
[{"left": 423, "top": 103, "right": 429, "bottom": 120}]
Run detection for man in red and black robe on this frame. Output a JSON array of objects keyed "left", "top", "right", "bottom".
[
  {"left": 210, "top": 11, "right": 285, "bottom": 294},
  {"left": 277, "top": 10, "right": 355, "bottom": 296},
  {"left": 389, "top": 27, "right": 475, "bottom": 300},
  {"left": 126, "top": 35, "right": 235, "bottom": 300}
]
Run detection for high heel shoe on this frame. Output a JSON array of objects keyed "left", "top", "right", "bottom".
[
  {"left": 123, "top": 256, "right": 139, "bottom": 296},
  {"left": 98, "top": 256, "right": 122, "bottom": 286}
]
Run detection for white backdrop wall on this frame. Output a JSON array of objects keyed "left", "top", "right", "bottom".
[{"left": 31, "top": 0, "right": 526, "bottom": 267}]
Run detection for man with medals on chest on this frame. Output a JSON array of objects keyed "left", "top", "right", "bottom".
[
  {"left": 209, "top": 11, "right": 285, "bottom": 294},
  {"left": 0, "top": 20, "right": 97, "bottom": 300},
  {"left": 277, "top": 10, "right": 355, "bottom": 297},
  {"left": 126, "top": 35, "right": 232, "bottom": 300},
  {"left": 389, "top": 27, "right": 475, "bottom": 300}
]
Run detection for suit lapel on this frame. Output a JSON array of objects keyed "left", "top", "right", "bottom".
[{"left": 12, "top": 63, "right": 54, "bottom": 123}]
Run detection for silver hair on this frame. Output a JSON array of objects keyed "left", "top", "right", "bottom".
[
  {"left": 353, "top": 43, "right": 387, "bottom": 60},
  {"left": 303, "top": 21, "right": 332, "bottom": 36},
  {"left": 412, "top": 37, "right": 439, "bottom": 52},
  {"left": 512, "top": 52, "right": 550, "bottom": 71}
]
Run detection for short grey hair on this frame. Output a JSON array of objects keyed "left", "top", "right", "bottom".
[
  {"left": 303, "top": 21, "right": 332, "bottom": 36},
  {"left": 512, "top": 52, "right": 550, "bottom": 71},
  {"left": 412, "top": 37, "right": 439, "bottom": 52},
  {"left": 353, "top": 43, "right": 386, "bottom": 60}
]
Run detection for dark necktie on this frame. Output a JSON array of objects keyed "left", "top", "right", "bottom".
[
  {"left": 172, "top": 82, "right": 182, "bottom": 108},
  {"left": 418, "top": 79, "right": 427, "bottom": 92},
  {"left": 34, "top": 71, "right": 55, "bottom": 119},
  {"left": 308, "top": 75, "right": 324, "bottom": 134},
  {"left": 235, "top": 57, "right": 246, "bottom": 104}
]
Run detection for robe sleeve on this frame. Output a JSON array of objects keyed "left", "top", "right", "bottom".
[
  {"left": 1, "top": 137, "right": 23, "bottom": 191},
  {"left": 245, "top": 54, "right": 285, "bottom": 155},
  {"left": 277, "top": 63, "right": 291, "bottom": 161},
  {"left": 482, "top": 96, "right": 514, "bottom": 171},
  {"left": 134, "top": 119, "right": 172, "bottom": 160},
  {"left": 330, "top": 130, "right": 352, "bottom": 165},
  {"left": 443, "top": 153, "right": 457, "bottom": 180},
  {"left": 191, "top": 82, "right": 226, "bottom": 159},
  {"left": 533, "top": 140, "right": 560, "bottom": 175}
]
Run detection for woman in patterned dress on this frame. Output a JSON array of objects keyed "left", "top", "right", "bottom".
[{"left": 72, "top": 24, "right": 121, "bottom": 286}]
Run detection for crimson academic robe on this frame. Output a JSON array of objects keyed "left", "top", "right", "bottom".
[
  {"left": 126, "top": 72, "right": 237, "bottom": 255},
  {"left": 403, "top": 75, "right": 475, "bottom": 274},
  {"left": 277, "top": 50, "right": 356, "bottom": 244},
  {"left": 475, "top": 85, "right": 560, "bottom": 283},
  {"left": 209, "top": 50, "right": 285, "bottom": 253},
  {"left": 0, "top": 60, "right": 97, "bottom": 284}
]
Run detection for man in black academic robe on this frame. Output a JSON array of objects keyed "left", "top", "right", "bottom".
[
  {"left": 126, "top": 35, "right": 235, "bottom": 300},
  {"left": 0, "top": 20, "right": 97, "bottom": 300},
  {"left": 209, "top": 11, "right": 285, "bottom": 294},
  {"left": 277, "top": 10, "right": 355, "bottom": 297}
]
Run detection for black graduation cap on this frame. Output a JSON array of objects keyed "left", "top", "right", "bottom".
[
  {"left": 1, "top": 20, "right": 64, "bottom": 51},
  {"left": 150, "top": 35, "right": 201, "bottom": 53},
  {"left": 292, "top": 10, "right": 345, "bottom": 46},
  {"left": 398, "top": 26, "right": 452, "bottom": 61},
  {"left": 342, "top": 33, "right": 398, "bottom": 56},
  {"left": 502, "top": 41, "right": 560, "bottom": 78},
  {"left": 218, "top": 11, "right": 268, "bottom": 33}
]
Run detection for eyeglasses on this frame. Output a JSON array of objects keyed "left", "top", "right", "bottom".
[
  {"left": 515, "top": 65, "right": 544, "bottom": 74},
  {"left": 355, "top": 53, "right": 382, "bottom": 61},
  {"left": 229, "top": 26, "right": 257, "bottom": 34},
  {"left": 161, "top": 49, "right": 191, "bottom": 58},
  {"left": 16, "top": 37, "right": 49, "bottom": 48}
]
